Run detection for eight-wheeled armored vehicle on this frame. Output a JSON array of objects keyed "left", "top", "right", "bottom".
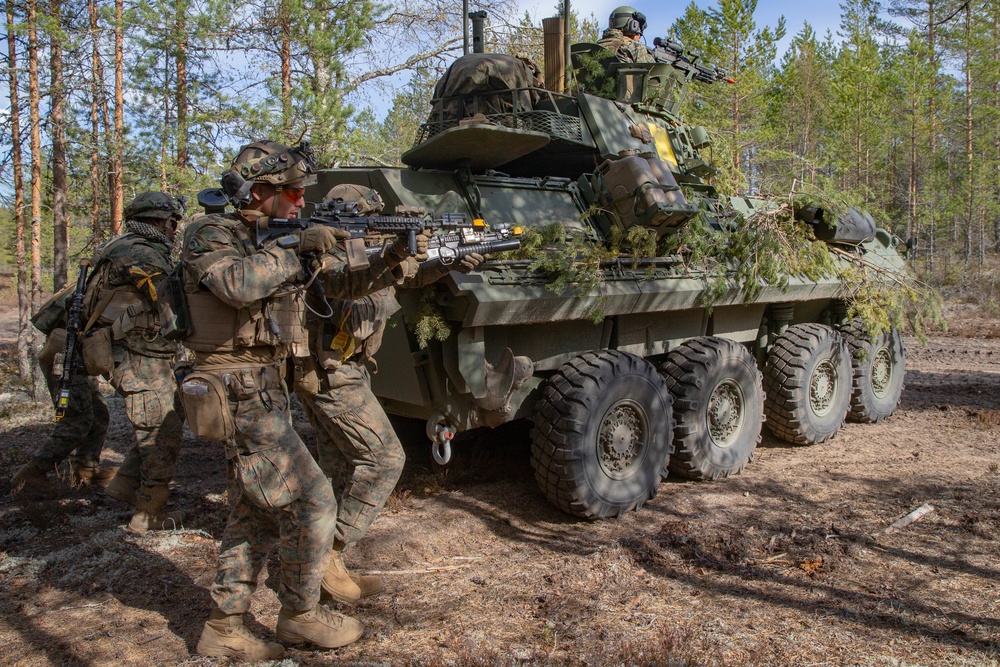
[{"left": 308, "top": 26, "right": 909, "bottom": 519}]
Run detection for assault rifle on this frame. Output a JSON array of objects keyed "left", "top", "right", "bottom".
[
  {"left": 53, "top": 260, "right": 91, "bottom": 419},
  {"left": 651, "top": 37, "right": 733, "bottom": 85},
  {"left": 257, "top": 200, "right": 522, "bottom": 264}
]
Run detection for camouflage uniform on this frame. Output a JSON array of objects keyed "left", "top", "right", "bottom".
[
  {"left": 13, "top": 215, "right": 181, "bottom": 499},
  {"left": 182, "top": 212, "right": 409, "bottom": 616},
  {"left": 94, "top": 222, "right": 184, "bottom": 490},
  {"left": 298, "top": 266, "right": 449, "bottom": 552},
  {"left": 33, "top": 360, "right": 109, "bottom": 470},
  {"left": 597, "top": 28, "right": 655, "bottom": 63}
]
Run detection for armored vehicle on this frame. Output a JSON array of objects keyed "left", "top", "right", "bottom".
[{"left": 309, "top": 28, "right": 909, "bottom": 519}]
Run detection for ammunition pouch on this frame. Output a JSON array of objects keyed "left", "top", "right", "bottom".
[
  {"left": 269, "top": 291, "right": 308, "bottom": 357},
  {"left": 180, "top": 372, "right": 235, "bottom": 442},
  {"left": 291, "top": 354, "right": 321, "bottom": 396},
  {"left": 82, "top": 327, "right": 114, "bottom": 377}
]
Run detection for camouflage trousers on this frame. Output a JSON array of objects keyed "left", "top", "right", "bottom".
[
  {"left": 207, "top": 366, "right": 336, "bottom": 615},
  {"left": 109, "top": 345, "right": 184, "bottom": 486},
  {"left": 297, "top": 360, "right": 405, "bottom": 550},
  {"left": 35, "top": 359, "right": 109, "bottom": 469}
]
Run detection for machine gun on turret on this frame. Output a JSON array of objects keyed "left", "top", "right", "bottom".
[{"left": 650, "top": 37, "right": 734, "bottom": 85}]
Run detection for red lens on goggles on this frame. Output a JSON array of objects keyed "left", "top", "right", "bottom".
[{"left": 281, "top": 187, "right": 306, "bottom": 203}]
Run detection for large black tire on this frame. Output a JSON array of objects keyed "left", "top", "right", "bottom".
[
  {"left": 530, "top": 350, "right": 674, "bottom": 519},
  {"left": 660, "top": 337, "right": 764, "bottom": 480},
  {"left": 840, "top": 322, "right": 905, "bottom": 423},
  {"left": 764, "top": 323, "right": 851, "bottom": 446}
]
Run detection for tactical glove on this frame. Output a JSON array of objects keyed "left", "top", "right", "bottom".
[
  {"left": 299, "top": 226, "right": 347, "bottom": 255},
  {"left": 388, "top": 228, "right": 432, "bottom": 262},
  {"left": 457, "top": 252, "right": 485, "bottom": 273}
]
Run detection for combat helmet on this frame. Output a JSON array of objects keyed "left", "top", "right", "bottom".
[
  {"left": 221, "top": 139, "right": 316, "bottom": 209},
  {"left": 325, "top": 183, "right": 384, "bottom": 214},
  {"left": 124, "top": 191, "right": 186, "bottom": 222},
  {"left": 609, "top": 5, "right": 646, "bottom": 36}
]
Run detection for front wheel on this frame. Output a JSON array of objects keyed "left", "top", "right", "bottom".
[
  {"left": 660, "top": 337, "right": 764, "bottom": 480},
  {"left": 841, "top": 322, "right": 905, "bottom": 423},
  {"left": 764, "top": 323, "right": 851, "bottom": 446},
  {"left": 530, "top": 350, "right": 674, "bottom": 519}
]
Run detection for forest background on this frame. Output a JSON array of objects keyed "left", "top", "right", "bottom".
[{"left": 0, "top": 0, "right": 996, "bottom": 399}]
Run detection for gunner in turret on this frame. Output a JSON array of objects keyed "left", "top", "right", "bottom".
[{"left": 597, "top": 6, "right": 655, "bottom": 63}]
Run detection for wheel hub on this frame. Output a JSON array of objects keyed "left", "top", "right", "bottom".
[
  {"left": 810, "top": 359, "right": 837, "bottom": 416},
  {"left": 598, "top": 401, "right": 647, "bottom": 479},
  {"left": 871, "top": 348, "right": 893, "bottom": 398},
  {"left": 708, "top": 379, "right": 744, "bottom": 447}
]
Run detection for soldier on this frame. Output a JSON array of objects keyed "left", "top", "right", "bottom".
[
  {"left": 184, "top": 141, "right": 420, "bottom": 661},
  {"left": 296, "top": 184, "right": 486, "bottom": 606},
  {"left": 90, "top": 192, "right": 187, "bottom": 533},
  {"left": 597, "top": 6, "right": 655, "bottom": 64},
  {"left": 11, "top": 192, "right": 187, "bottom": 506},
  {"left": 11, "top": 312, "right": 112, "bottom": 498}
]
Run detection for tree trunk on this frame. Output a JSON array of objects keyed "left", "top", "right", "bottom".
[
  {"left": 280, "top": 5, "right": 292, "bottom": 135},
  {"left": 89, "top": 0, "right": 102, "bottom": 247},
  {"left": 925, "top": 0, "right": 938, "bottom": 277},
  {"left": 175, "top": 0, "right": 188, "bottom": 171},
  {"left": 109, "top": 0, "right": 124, "bottom": 235},
  {"left": 50, "top": 0, "right": 68, "bottom": 290},
  {"left": 28, "top": 0, "right": 46, "bottom": 400},
  {"left": 8, "top": 0, "right": 30, "bottom": 379},
  {"left": 963, "top": 2, "right": 973, "bottom": 263}
]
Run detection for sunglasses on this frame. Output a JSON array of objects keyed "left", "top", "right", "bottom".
[{"left": 280, "top": 186, "right": 306, "bottom": 203}]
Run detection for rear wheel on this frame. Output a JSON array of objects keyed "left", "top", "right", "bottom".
[
  {"left": 660, "top": 337, "right": 764, "bottom": 480},
  {"left": 764, "top": 323, "right": 851, "bottom": 446},
  {"left": 530, "top": 350, "right": 674, "bottom": 519},
  {"left": 840, "top": 322, "right": 905, "bottom": 423}
]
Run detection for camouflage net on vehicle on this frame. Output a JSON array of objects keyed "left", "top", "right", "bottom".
[{"left": 410, "top": 192, "right": 944, "bottom": 348}]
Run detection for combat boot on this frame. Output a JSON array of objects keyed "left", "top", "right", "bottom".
[
  {"left": 321, "top": 549, "right": 362, "bottom": 604},
  {"left": 196, "top": 611, "right": 285, "bottom": 661},
  {"left": 349, "top": 571, "right": 384, "bottom": 598},
  {"left": 10, "top": 459, "right": 57, "bottom": 499},
  {"left": 104, "top": 471, "right": 140, "bottom": 507},
  {"left": 70, "top": 462, "right": 118, "bottom": 489},
  {"left": 127, "top": 484, "right": 185, "bottom": 533},
  {"left": 276, "top": 605, "right": 363, "bottom": 648}
]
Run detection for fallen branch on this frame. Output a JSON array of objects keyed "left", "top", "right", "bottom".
[
  {"left": 41, "top": 600, "right": 109, "bottom": 614},
  {"left": 364, "top": 564, "right": 474, "bottom": 575},
  {"left": 884, "top": 503, "right": 935, "bottom": 534}
]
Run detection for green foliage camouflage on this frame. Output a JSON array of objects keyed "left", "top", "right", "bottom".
[{"left": 410, "top": 195, "right": 943, "bottom": 347}]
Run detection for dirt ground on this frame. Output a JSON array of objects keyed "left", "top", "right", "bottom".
[{"left": 1, "top": 302, "right": 1000, "bottom": 667}]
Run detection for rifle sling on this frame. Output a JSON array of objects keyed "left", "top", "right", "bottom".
[{"left": 82, "top": 289, "right": 115, "bottom": 336}]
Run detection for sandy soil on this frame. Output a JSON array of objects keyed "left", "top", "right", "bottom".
[{"left": 1, "top": 305, "right": 999, "bottom": 667}]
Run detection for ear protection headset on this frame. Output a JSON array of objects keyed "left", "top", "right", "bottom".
[{"left": 611, "top": 9, "right": 647, "bottom": 36}]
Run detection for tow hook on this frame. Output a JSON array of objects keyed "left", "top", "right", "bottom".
[{"left": 431, "top": 423, "right": 455, "bottom": 465}]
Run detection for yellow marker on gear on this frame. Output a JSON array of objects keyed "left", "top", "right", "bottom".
[
  {"left": 129, "top": 267, "right": 163, "bottom": 302},
  {"left": 646, "top": 123, "right": 678, "bottom": 167},
  {"left": 473, "top": 218, "right": 486, "bottom": 228}
]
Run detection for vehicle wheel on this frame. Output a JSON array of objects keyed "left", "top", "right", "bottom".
[
  {"left": 530, "top": 350, "right": 674, "bottom": 519},
  {"left": 764, "top": 323, "right": 851, "bottom": 446},
  {"left": 840, "top": 321, "right": 905, "bottom": 423},
  {"left": 660, "top": 337, "right": 764, "bottom": 480}
]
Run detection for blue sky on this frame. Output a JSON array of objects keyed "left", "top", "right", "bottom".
[{"left": 515, "top": 0, "right": 852, "bottom": 54}]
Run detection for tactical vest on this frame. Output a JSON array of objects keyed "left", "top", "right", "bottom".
[
  {"left": 86, "top": 235, "right": 170, "bottom": 353},
  {"left": 183, "top": 217, "right": 308, "bottom": 357}
]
